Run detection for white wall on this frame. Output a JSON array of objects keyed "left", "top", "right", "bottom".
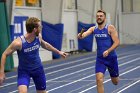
[
  {"left": 77, "top": 0, "right": 98, "bottom": 51},
  {"left": 61, "top": 10, "right": 78, "bottom": 52},
  {"left": 121, "top": 13, "right": 140, "bottom": 44},
  {"left": 77, "top": 0, "right": 95, "bottom": 23},
  {"left": 42, "top": 0, "right": 62, "bottom": 24},
  {"left": 102, "top": 0, "right": 117, "bottom": 25},
  {"left": 117, "top": 1, "right": 140, "bottom": 44},
  {"left": 11, "top": 7, "right": 42, "bottom": 24}
]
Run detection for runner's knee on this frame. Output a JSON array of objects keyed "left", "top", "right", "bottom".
[{"left": 111, "top": 77, "right": 119, "bottom": 85}]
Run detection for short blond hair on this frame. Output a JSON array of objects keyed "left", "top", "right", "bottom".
[
  {"left": 26, "top": 17, "right": 40, "bottom": 33},
  {"left": 97, "top": 9, "right": 106, "bottom": 17}
]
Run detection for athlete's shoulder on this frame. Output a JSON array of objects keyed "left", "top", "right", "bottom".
[
  {"left": 107, "top": 24, "right": 117, "bottom": 33},
  {"left": 108, "top": 24, "right": 116, "bottom": 30},
  {"left": 89, "top": 26, "right": 96, "bottom": 31},
  {"left": 11, "top": 37, "right": 22, "bottom": 50},
  {"left": 14, "top": 37, "right": 22, "bottom": 45},
  {"left": 91, "top": 25, "right": 99, "bottom": 33}
]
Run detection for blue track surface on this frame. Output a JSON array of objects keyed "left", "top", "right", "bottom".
[{"left": 0, "top": 44, "right": 140, "bottom": 93}]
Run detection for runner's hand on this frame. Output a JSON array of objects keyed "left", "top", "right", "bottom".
[
  {"left": 78, "top": 28, "right": 85, "bottom": 39},
  {"left": 59, "top": 51, "right": 68, "bottom": 58},
  {"left": 103, "top": 50, "right": 109, "bottom": 57},
  {"left": 0, "top": 72, "right": 5, "bottom": 85}
]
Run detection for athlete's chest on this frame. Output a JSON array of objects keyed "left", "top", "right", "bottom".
[
  {"left": 22, "top": 40, "right": 40, "bottom": 53},
  {"left": 94, "top": 29, "right": 109, "bottom": 38}
]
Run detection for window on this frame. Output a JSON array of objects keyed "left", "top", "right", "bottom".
[
  {"left": 15, "top": 0, "right": 41, "bottom": 7},
  {"left": 122, "top": 0, "right": 140, "bottom": 13},
  {"left": 64, "top": 0, "right": 76, "bottom": 10},
  {"left": 133, "top": 0, "right": 140, "bottom": 12}
]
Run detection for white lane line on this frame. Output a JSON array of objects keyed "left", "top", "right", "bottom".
[
  {"left": 46, "top": 55, "right": 140, "bottom": 88},
  {"left": 67, "top": 66, "right": 138, "bottom": 93},
  {"left": 119, "top": 57, "right": 140, "bottom": 66},
  {"left": 48, "top": 74, "right": 96, "bottom": 92},
  {"left": 6, "top": 54, "right": 140, "bottom": 91},
  {"left": 46, "top": 57, "right": 140, "bottom": 92},
  {"left": 44, "top": 56, "right": 95, "bottom": 70},
  {"left": 47, "top": 78, "right": 140, "bottom": 83},
  {"left": 117, "top": 79, "right": 140, "bottom": 93},
  {"left": 46, "top": 66, "right": 95, "bottom": 82},
  {"left": 9, "top": 66, "right": 94, "bottom": 93},
  {"left": 46, "top": 60, "right": 95, "bottom": 75},
  {"left": 5, "top": 75, "right": 17, "bottom": 80},
  {"left": 0, "top": 63, "right": 95, "bottom": 88},
  {"left": 79, "top": 66, "right": 140, "bottom": 93},
  {"left": 25, "top": 61, "right": 95, "bottom": 89},
  {"left": 6, "top": 48, "right": 138, "bottom": 93},
  {"left": 6, "top": 53, "right": 138, "bottom": 88},
  {"left": 6, "top": 56, "right": 95, "bottom": 80},
  {"left": 46, "top": 53, "right": 139, "bottom": 75},
  {"left": 3, "top": 52, "right": 133, "bottom": 88},
  {"left": 5, "top": 52, "right": 139, "bottom": 80}
]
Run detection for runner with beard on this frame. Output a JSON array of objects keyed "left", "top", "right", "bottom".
[
  {"left": 0, "top": 17, "right": 67, "bottom": 93},
  {"left": 78, "top": 10, "right": 120, "bottom": 93}
]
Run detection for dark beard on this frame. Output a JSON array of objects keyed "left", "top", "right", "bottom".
[
  {"left": 97, "top": 20, "right": 104, "bottom": 25},
  {"left": 35, "top": 32, "right": 39, "bottom": 36}
]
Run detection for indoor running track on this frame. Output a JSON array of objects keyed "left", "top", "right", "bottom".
[{"left": 0, "top": 44, "right": 140, "bottom": 93}]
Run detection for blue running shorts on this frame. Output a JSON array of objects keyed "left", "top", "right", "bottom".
[
  {"left": 95, "top": 55, "right": 119, "bottom": 77},
  {"left": 17, "top": 66, "right": 46, "bottom": 90}
]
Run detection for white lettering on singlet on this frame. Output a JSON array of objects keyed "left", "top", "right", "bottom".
[
  {"left": 94, "top": 34, "right": 107, "bottom": 37},
  {"left": 24, "top": 45, "right": 39, "bottom": 52}
]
